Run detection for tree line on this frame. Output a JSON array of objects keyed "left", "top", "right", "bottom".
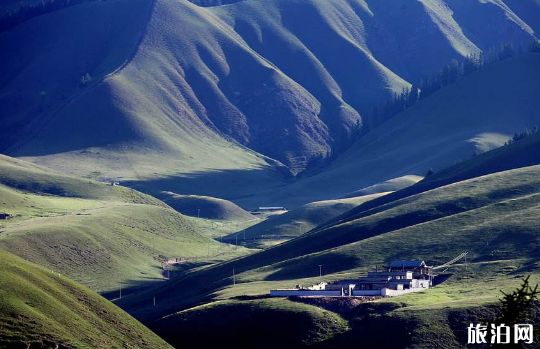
[
  {"left": 367, "top": 41, "right": 540, "bottom": 131},
  {"left": 301, "top": 40, "right": 540, "bottom": 175}
]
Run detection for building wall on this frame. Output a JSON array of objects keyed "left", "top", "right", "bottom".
[
  {"left": 381, "top": 287, "right": 427, "bottom": 297},
  {"left": 270, "top": 290, "right": 342, "bottom": 297},
  {"left": 352, "top": 290, "right": 381, "bottom": 296}
]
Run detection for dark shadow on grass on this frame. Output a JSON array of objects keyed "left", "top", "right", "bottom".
[
  {"left": 264, "top": 253, "right": 360, "bottom": 281},
  {"left": 123, "top": 167, "right": 290, "bottom": 209}
]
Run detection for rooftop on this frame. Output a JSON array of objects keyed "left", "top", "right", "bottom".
[{"left": 389, "top": 260, "right": 426, "bottom": 268}]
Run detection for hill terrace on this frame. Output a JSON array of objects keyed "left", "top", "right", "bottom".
[{"left": 270, "top": 261, "right": 434, "bottom": 297}]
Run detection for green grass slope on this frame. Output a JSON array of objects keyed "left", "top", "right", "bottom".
[
  {"left": 223, "top": 193, "right": 388, "bottom": 249},
  {"left": 159, "top": 192, "right": 255, "bottom": 221},
  {"left": 340, "top": 175, "right": 422, "bottom": 198},
  {"left": 0, "top": 0, "right": 289, "bottom": 201},
  {"left": 0, "top": 155, "right": 240, "bottom": 293},
  {"left": 151, "top": 298, "right": 348, "bottom": 349},
  {"left": 0, "top": 248, "right": 173, "bottom": 349},
  {"left": 0, "top": 154, "right": 166, "bottom": 205},
  {"left": 2, "top": 0, "right": 537, "bottom": 188},
  {"left": 323, "top": 127, "right": 540, "bottom": 230},
  {"left": 118, "top": 163, "right": 540, "bottom": 332},
  {"left": 263, "top": 53, "right": 540, "bottom": 207}
]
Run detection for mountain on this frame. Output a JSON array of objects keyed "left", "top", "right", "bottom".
[
  {"left": 1, "top": 0, "right": 538, "bottom": 192},
  {"left": 262, "top": 53, "right": 540, "bottom": 207},
  {"left": 0, "top": 155, "right": 241, "bottom": 293},
  {"left": 0, "top": 248, "right": 173, "bottom": 349}
]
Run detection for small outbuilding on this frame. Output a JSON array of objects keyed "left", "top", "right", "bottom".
[{"left": 0, "top": 213, "right": 13, "bottom": 220}]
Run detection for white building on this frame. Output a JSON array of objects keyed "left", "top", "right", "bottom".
[{"left": 270, "top": 260, "right": 433, "bottom": 297}]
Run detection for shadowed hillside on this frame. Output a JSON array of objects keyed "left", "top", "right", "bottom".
[
  {"left": 262, "top": 53, "right": 540, "bottom": 207},
  {"left": 1, "top": 0, "right": 538, "bottom": 186}
]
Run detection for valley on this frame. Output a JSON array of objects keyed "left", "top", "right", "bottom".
[{"left": 1, "top": 0, "right": 540, "bottom": 347}]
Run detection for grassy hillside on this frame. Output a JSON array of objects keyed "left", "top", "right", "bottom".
[
  {"left": 0, "top": 155, "right": 245, "bottom": 293},
  {"left": 262, "top": 53, "right": 540, "bottom": 207},
  {"left": 159, "top": 192, "right": 256, "bottom": 221},
  {"left": 118, "top": 162, "right": 540, "bottom": 348},
  {"left": 151, "top": 298, "right": 348, "bottom": 349},
  {"left": 223, "top": 193, "right": 388, "bottom": 249},
  {"left": 1, "top": 0, "right": 537, "bottom": 193},
  {"left": 0, "top": 154, "right": 166, "bottom": 205},
  {"left": 323, "top": 127, "right": 540, "bottom": 229},
  {"left": 340, "top": 175, "right": 422, "bottom": 198},
  {"left": 0, "top": 248, "right": 172, "bottom": 349}
]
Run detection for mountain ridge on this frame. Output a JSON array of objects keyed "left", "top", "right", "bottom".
[{"left": 1, "top": 0, "right": 538, "bottom": 185}]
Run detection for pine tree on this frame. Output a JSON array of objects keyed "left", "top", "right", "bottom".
[
  {"left": 463, "top": 54, "right": 480, "bottom": 76},
  {"left": 407, "top": 86, "right": 419, "bottom": 107},
  {"left": 498, "top": 42, "right": 514, "bottom": 61},
  {"left": 529, "top": 40, "right": 540, "bottom": 53},
  {"left": 495, "top": 276, "right": 539, "bottom": 326}
]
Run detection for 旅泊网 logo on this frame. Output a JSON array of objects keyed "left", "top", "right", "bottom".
[{"left": 468, "top": 323, "right": 533, "bottom": 345}]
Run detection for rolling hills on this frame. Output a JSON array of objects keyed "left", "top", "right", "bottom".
[
  {"left": 1, "top": 0, "right": 538, "bottom": 198},
  {"left": 158, "top": 192, "right": 256, "bottom": 221},
  {"left": 115, "top": 132, "right": 540, "bottom": 346},
  {"left": 0, "top": 155, "right": 244, "bottom": 293},
  {"left": 0, "top": 248, "right": 173, "bottom": 349},
  {"left": 223, "top": 193, "right": 388, "bottom": 248}
]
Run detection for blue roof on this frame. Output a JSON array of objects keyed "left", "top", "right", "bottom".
[{"left": 389, "top": 260, "right": 425, "bottom": 268}]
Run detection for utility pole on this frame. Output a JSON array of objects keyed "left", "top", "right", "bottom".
[
  {"left": 318, "top": 265, "right": 322, "bottom": 278},
  {"left": 197, "top": 209, "right": 200, "bottom": 219},
  {"left": 153, "top": 295, "right": 156, "bottom": 307},
  {"left": 243, "top": 230, "right": 246, "bottom": 240},
  {"left": 119, "top": 288, "right": 122, "bottom": 299}
]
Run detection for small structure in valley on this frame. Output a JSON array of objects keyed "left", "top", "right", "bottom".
[
  {"left": 270, "top": 260, "right": 434, "bottom": 297},
  {"left": 0, "top": 213, "right": 13, "bottom": 220}
]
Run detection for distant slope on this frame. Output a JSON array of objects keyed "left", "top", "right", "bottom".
[
  {"left": 224, "top": 193, "right": 387, "bottom": 248},
  {"left": 0, "top": 154, "right": 166, "bottom": 205},
  {"left": 324, "top": 124, "right": 540, "bottom": 229},
  {"left": 264, "top": 53, "right": 540, "bottom": 207},
  {"left": 0, "top": 248, "right": 172, "bottom": 349},
  {"left": 340, "top": 175, "right": 422, "bottom": 198},
  {"left": 159, "top": 192, "right": 255, "bottom": 221},
  {"left": 0, "top": 155, "right": 234, "bottom": 293},
  {"left": 1, "top": 0, "right": 538, "bottom": 185}
]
